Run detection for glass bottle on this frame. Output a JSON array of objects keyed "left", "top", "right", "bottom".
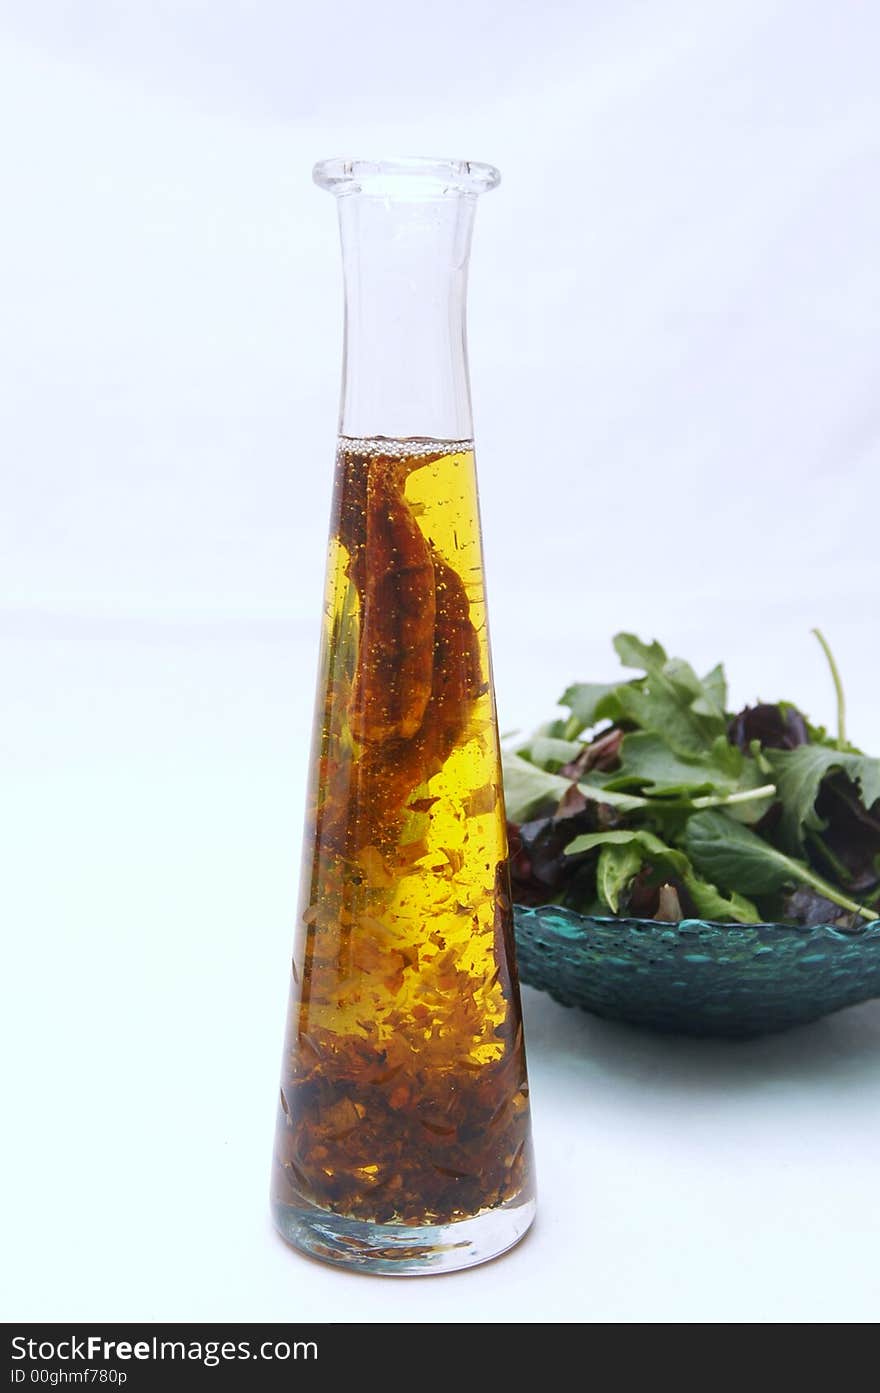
[{"left": 271, "top": 157, "right": 536, "bottom": 1274}]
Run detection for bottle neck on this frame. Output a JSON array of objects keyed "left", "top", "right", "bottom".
[{"left": 335, "top": 193, "right": 477, "bottom": 442}]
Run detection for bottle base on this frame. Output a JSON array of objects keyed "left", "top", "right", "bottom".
[{"left": 271, "top": 1195, "right": 536, "bottom": 1276}]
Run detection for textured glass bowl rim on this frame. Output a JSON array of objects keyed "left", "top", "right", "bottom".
[
  {"left": 313, "top": 156, "right": 501, "bottom": 198},
  {"left": 512, "top": 904, "right": 880, "bottom": 1034},
  {"left": 515, "top": 906, "right": 880, "bottom": 936}
]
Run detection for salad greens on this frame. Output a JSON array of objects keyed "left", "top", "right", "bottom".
[{"left": 504, "top": 632, "right": 880, "bottom": 927}]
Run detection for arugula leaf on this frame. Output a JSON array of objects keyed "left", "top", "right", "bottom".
[
  {"left": 564, "top": 828, "right": 690, "bottom": 877},
  {"left": 614, "top": 684, "right": 713, "bottom": 756},
  {"left": 801, "top": 715, "right": 835, "bottom": 748},
  {"left": 501, "top": 753, "right": 647, "bottom": 823},
  {"left": 502, "top": 754, "right": 572, "bottom": 821},
  {"left": 764, "top": 746, "right": 880, "bottom": 850},
  {"left": 681, "top": 872, "right": 761, "bottom": 924},
  {"left": 685, "top": 810, "right": 874, "bottom": 920},
  {"left": 695, "top": 662, "right": 728, "bottom": 717},
  {"left": 607, "top": 636, "right": 727, "bottom": 754},
  {"left": 615, "top": 633, "right": 727, "bottom": 718},
  {"left": 589, "top": 730, "right": 773, "bottom": 823},
  {"left": 707, "top": 735, "right": 743, "bottom": 776},
  {"left": 570, "top": 829, "right": 762, "bottom": 922},
  {"left": 613, "top": 634, "right": 668, "bottom": 671},
  {"left": 559, "top": 682, "right": 624, "bottom": 738},
  {"left": 663, "top": 657, "right": 721, "bottom": 712},
  {"left": 514, "top": 733, "right": 584, "bottom": 772},
  {"left": 596, "top": 842, "right": 644, "bottom": 914},
  {"left": 600, "top": 731, "right": 737, "bottom": 796},
  {"left": 701, "top": 737, "right": 777, "bottom": 823},
  {"left": 686, "top": 810, "right": 809, "bottom": 893}
]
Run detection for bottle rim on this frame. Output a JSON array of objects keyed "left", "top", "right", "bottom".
[{"left": 313, "top": 156, "right": 501, "bottom": 197}]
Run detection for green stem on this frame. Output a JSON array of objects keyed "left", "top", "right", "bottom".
[
  {"left": 796, "top": 862, "right": 875, "bottom": 923},
  {"left": 583, "top": 785, "right": 777, "bottom": 813},
  {"left": 806, "top": 829, "right": 853, "bottom": 886},
  {"left": 689, "top": 784, "right": 776, "bottom": 811},
  {"left": 812, "top": 627, "right": 847, "bottom": 751}
]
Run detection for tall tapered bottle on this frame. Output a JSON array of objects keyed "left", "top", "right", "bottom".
[{"left": 271, "top": 157, "right": 536, "bottom": 1273}]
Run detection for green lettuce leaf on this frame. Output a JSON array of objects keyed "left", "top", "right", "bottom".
[
  {"left": 501, "top": 753, "right": 647, "bottom": 823},
  {"left": 609, "top": 634, "right": 728, "bottom": 755},
  {"left": 600, "top": 731, "right": 737, "bottom": 796},
  {"left": 686, "top": 810, "right": 810, "bottom": 893},
  {"left": 514, "top": 733, "right": 584, "bottom": 771},
  {"left": 564, "top": 828, "right": 690, "bottom": 876},
  {"left": 501, "top": 754, "right": 573, "bottom": 821},
  {"left": 569, "top": 827, "right": 761, "bottom": 922},
  {"left": 559, "top": 682, "right": 624, "bottom": 738},
  {"left": 694, "top": 662, "right": 728, "bottom": 717},
  {"left": 685, "top": 811, "right": 875, "bottom": 920},
  {"left": 764, "top": 746, "right": 880, "bottom": 850},
  {"left": 596, "top": 842, "right": 644, "bottom": 914},
  {"left": 681, "top": 873, "right": 761, "bottom": 924}
]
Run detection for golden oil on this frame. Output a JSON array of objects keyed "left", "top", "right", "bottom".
[{"left": 272, "top": 437, "right": 534, "bottom": 1226}]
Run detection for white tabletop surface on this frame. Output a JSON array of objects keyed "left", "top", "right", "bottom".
[
  {"left": 5, "top": 627, "right": 880, "bottom": 1325},
  {"left": 3, "top": 2, "right": 880, "bottom": 1324}
]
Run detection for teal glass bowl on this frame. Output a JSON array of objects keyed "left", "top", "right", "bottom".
[{"left": 513, "top": 905, "right": 880, "bottom": 1038}]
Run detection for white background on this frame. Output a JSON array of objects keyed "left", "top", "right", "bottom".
[{"left": 2, "top": 1, "right": 879, "bottom": 1323}]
